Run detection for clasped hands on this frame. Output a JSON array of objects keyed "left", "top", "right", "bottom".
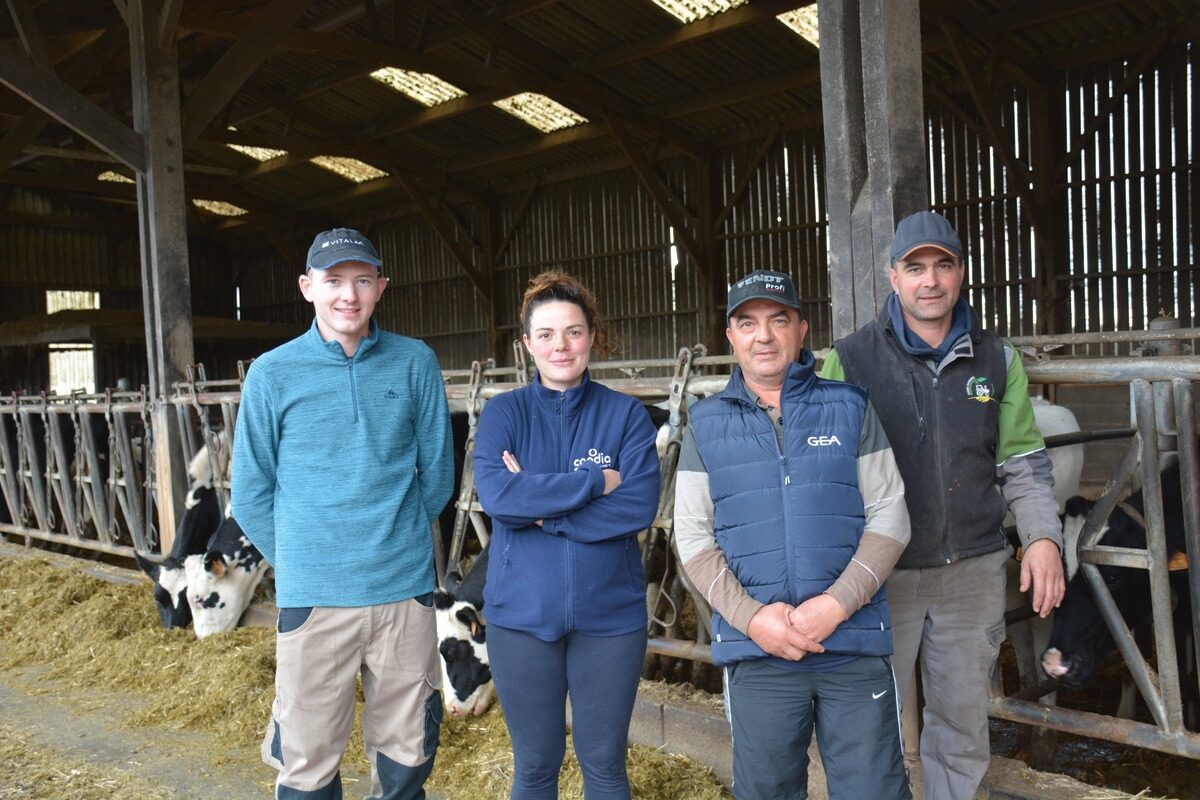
[{"left": 746, "top": 595, "right": 847, "bottom": 661}]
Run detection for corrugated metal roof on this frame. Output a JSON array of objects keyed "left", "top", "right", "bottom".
[{"left": 0, "top": 0, "right": 1193, "bottom": 237}]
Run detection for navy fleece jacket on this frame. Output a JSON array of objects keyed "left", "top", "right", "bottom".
[{"left": 473, "top": 370, "right": 660, "bottom": 641}]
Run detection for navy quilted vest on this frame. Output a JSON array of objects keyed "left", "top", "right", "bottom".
[{"left": 689, "top": 351, "right": 893, "bottom": 667}]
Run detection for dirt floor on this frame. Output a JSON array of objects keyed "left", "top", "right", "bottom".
[{"left": 0, "top": 545, "right": 729, "bottom": 799}]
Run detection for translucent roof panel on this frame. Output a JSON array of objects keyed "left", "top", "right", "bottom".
[
  {"left": 97, "top": 170, "right": 134, "bottom": 184},
  {"left": 493, "top": 93, "right": 588, "bottom": 133},
  {"left": 193, "top": 199, "right": 248, "bottom": 216},
  {"left": 650, "top": 0, "right": 746, "bottom": 23},
  {"left": 227, "top": 143, "right": 288, "bottom": 162},
  {"left": 369, "top": 67, "right": 467, "bottom": 107},
  {"left": 310, "top": 156, "right": 388, "bottom": 183},
  {"left": 778, "top": 7, "right": 819, "bottom": 47}
]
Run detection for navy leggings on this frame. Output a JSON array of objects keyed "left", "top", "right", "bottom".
[{"left": 487, "top": 625, "right": 646, "bottom": 800}]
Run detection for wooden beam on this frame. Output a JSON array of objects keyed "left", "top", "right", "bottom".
[
  {"left": 0, "top": 209, "right": 132, "bottom": 233},
  {"left": 0, "top": 31, "right": 122, "bottom": 171},
  {"left": 158, "top": 0, "right": 184, "bottom": 49},
  {"left": 177, "top": 7, "right": 539, "bottom": 94},
  {"left": 21, "top": 143, "right": 235, "bottom": 175},
  {"left": 577, "top": 0, "right": 811, "bottom": 72},
  {"left": 129, "top": 0, "right": 193, "bottom": 552},
  {"left": 492, "top": 179, "right": 539, "bottom": 266},
  {"left": 1045, "top": 16, "right": 1199, "bottom": 71},
  {"left": 367, "top": 89, "right": 509, "bottom": 138},
  {"left": 0, "top": 167, "right": 138, "bottom": 199},
  {"left": 393, "top": 171, "right": 490, "bottom": 303},
  {"left": 439, "top": 0, "right": 708, "bottom": 161},
  {"left": 234, "top": 82, "right": 485, "bottom": 202},
  {"left": 4, "top": 0, "right": 52, "bottom": 66},
  {"left": 1053, "top": 29, "right": 1175, "bottom": 180},
  {"left": 0, "top": 40, "right": 144, "bottom": 171},
  {"left": 422, "top": 0, "right": 555, "bottom": 50},
  {"left": 448, "top": 120, "right": 610, "bottom": 173},
  {"left": 180, "top": 0, "right": 316, "bottom": 145},
  {"left": 652, "top": 66, "right": 820, "bottom": 120},
  {"left": 606, "top": 111, "right": 705, "bottom": 280},
  {"left": 940, "top": 19, "right": 1040, "bottom": 226},
  {"left": 713, "top": 122, "right": 782, "bottom": 231},
  {"left": 925, "top": 0, "right": 1041, "bottom": 90},
  {"left": 979, "top": 0, "right": 1122, "bottom": 33}
]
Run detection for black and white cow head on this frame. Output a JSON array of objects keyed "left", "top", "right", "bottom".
[
  {"left": 434, "top": 590, "right": 494, "bottom": 717},
  {"left": 1041, "top": 461, "right": 1186, "bottom": 689},
  {"left": 183, "top": 517, "right": 269, "bottom": 639},
  {"left": 136, "top": 482, "right": 221, "bottom": 629}
]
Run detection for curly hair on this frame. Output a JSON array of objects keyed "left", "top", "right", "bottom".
[{"left": 519, "top": 270, "right": 615, "bottom": 355}]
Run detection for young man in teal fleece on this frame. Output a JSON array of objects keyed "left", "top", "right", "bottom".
[{"left": 232, "top": 228, "right": 454, "bottom": 800}]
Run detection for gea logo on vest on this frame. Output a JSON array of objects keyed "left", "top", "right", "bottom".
[{"left": 807, "top": 435, "right": 842, "bottom": 446}]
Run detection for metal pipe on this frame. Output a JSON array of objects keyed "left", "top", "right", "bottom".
[
  {"left": 1007, "top": 327, "right": 1200, "bottom": 348},
  {"left": 1025, "top": 356, "right": 1200, "bottom": 383},
  {"left": 989, "top": 696, "right": 1200, "bottom": 759},
  {"left": 0, "top": 522, "right": 138, "bottom": 559},
  {"left": 1042, "top": 427, "right": 1134, "bottom": 448},
  {"left": 646, "top": 637, "right": 713, "bottom": 664},
  {"left": 1133, "top": 380, "right": 1186, "bottom": 733},
  {"left": 1172, "top": 379, "right": 1200, "bottom": 707}
]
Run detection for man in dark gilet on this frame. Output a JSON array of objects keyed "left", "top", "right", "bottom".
[{"left": 821, "top": 211, "right": 1065, "bottom": 800}]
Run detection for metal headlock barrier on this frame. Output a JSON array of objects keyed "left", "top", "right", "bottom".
[{"left": 1, "top": 327, "right": 1198, "bottom": 758}]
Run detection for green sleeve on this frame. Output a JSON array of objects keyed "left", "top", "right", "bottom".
[
  {"left": 996, "top": 344, "right": 1045, "bottom": 465},
  {"left": 819, "top": 347, "right": 846, "bottom": 381}
]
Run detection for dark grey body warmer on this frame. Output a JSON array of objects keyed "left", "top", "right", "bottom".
[{"left": 833, "top": 305, "right": 1008, "bottom": 568}]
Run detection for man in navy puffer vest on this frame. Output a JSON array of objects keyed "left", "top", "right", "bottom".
[{"left": 675, "top": 270, "right": 913, "bottom": 799}]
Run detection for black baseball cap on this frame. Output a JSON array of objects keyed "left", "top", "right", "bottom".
[
  {"left": 890, "top": 211, "right": 962, "bottom": 263},
  {"left": 726, "top": 270, "right": 802, "bottom": 324},
  {"left": 306, "top": 227, "right": 383, "bottom": 271}
]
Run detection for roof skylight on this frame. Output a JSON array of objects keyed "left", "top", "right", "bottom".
[
  {"left": 494, "top": 93, "right": 588, "bottom": 133},
  {"left": 193, "top": 199, "right": 248, "bottom": 217},
  {"left": 778, "top": 7, "right": 819, "bottom": 47},
  {"left": 650, "top": 0, "right": 745, "bottom": 23},
  {"left": 227, "top": 143, "right": 288, "bottom": 162},
  {"left": 370, "top": 67, "right": 466, "bottom": 107},
  {"left": 310, "top": 156, "right": 388, "bottom": 183},
  {"left": 97, "top": 170, "right": 134, "bottom": 184}
]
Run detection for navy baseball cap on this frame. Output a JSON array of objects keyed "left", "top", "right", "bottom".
[
  {"left": 306, "top": 227, "right": 383, "bottom": 271},
  {"left": 890, "top": 211, "right": 962, "bottom": 263},
  {"left": 726, "top": 270, "right": 802, "bottom": 324}
]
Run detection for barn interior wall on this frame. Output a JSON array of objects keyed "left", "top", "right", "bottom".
[
  {"left": 0, "top": 49, "right": 1192, "bottom": 394},
  {"left": 226, "top": 43, "right": 1192, "bottom": 372},
  {"left": 496, "top": 169, "right": 689, "bottom": 362}
]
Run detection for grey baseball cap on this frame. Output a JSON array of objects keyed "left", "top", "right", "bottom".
[
  {"left": 306, "top": 227, "right": 383, "bottom": 271},
  {"left": 890, "top": 211, "right": 962, "bottom": 263},
  {"left": 726, "top": 270, "right": 802, "bottom": 324}
]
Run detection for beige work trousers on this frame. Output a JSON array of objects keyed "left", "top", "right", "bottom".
[{"left": 261, "top": 598, "right": 442, "bottom": 798}]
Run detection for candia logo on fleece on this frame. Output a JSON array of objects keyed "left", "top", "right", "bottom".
[{"left": 573, "top": 448, "right": 613, "bottom": 470}]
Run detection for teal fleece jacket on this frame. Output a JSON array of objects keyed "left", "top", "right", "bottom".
[{"left": 231, "top": 320, "right": 454, "bottom": 608}]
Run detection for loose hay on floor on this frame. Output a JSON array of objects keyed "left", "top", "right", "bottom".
[
  {"left": 0, "top": 721, "right": 177, "bottom": 800},
  {"left": 0, "top": 556, "right": 730, "bottom": 799},
  {"left": 432, "top": 711, "right": 729, "bottom": 800}
]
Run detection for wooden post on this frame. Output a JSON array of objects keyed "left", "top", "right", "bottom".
[
  {"left": 819, "top": 0, "right": 928, "bottom": 340},
  {"left": 129, "top": 0, "right": 194, "bottom": 554},
  {"left": 698, "top": 155, "right": 726, "bottom": 353}
]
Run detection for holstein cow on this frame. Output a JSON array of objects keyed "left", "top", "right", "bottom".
[
  {"left": 135, "top": 444, "right": 226, "bottom": 628},
  {"left": 1041, "top": 460, "right": 1194, "bottom": 720},
  {"left": 434, "top": 547, "right": 493, "bottom": 717},
  {"left": 184, "top": 516, "right": 270, "bottom": 639},
  {"left": 1003, "top": 399, "right": 1084, "bottom": 679},
  {"left": 137, "top": 433, "right": 267, "bottom": 638}
]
